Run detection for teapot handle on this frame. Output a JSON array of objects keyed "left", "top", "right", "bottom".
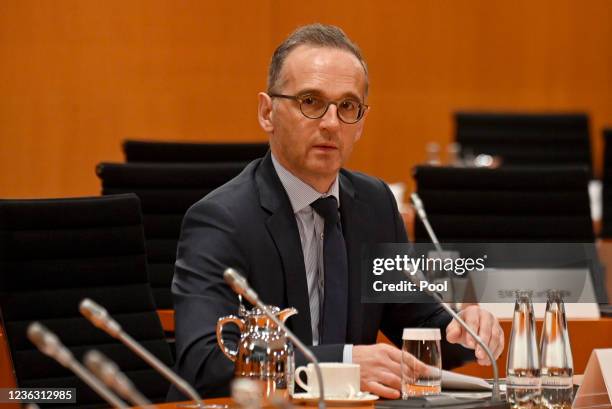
[{"left": 216, "top": 315, "right": 245, "bottom": 362}]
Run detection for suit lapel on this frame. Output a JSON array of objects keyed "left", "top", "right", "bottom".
[
  {"left": 339, "top": 172, "right": 373, "bottom": 344},
  {"left": 255, "top": 153, "right": 313, "bottom": 344}
]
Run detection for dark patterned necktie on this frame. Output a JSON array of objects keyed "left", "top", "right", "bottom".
[{"left": 310, "top": 196, "right": 348, "bottom": 344}]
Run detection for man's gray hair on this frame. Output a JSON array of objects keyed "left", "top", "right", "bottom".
[{"left": 267, "top": 23, "right": 368, "bottom": 96}]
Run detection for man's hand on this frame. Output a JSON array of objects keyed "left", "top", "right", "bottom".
[
  {"left": 445, "top": 305, "right": 504, "bottom": 366},
  {"left": 352, "top": 344, "right": 427, "bottom": 399}
]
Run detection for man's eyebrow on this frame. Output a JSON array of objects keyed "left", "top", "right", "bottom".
[
  {"left": 296, "top": 88, "right": 363, "bottom": 101},
  {"left": 295, "top": 88, "right": 323, "bottom": 96}
]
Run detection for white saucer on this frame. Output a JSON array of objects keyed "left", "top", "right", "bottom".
[{"left": 292, "top": 392, "right": 379, "bottom": 404}]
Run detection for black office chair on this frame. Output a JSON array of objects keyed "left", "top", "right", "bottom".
[
  {"left": 0, "top": 194, "right": 173, "bottom": 408},
  {"left": 413, "top": 165, "right": 594, "bottom": 242},
  {"left": 412, "top": 165, "right": 607, "bottom": 303},
  {"left": 455, "top": 112, "right": 592, "bottom": 173},
  {"left": 601, "top": 128, "right": 612, "bottom": 237},
  {"left": 123, "top": 139, "right": 268, "bottom": 163},
  {"left": 96, "top": 162, "right": 248, "bottom": 309}
]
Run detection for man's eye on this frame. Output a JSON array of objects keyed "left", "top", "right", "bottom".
[
  {"left": 340, "top": 100, "right": 358, "bottom": 111},
  {"left": 301, "top": 96, "right": 318, "bottom": 105}
]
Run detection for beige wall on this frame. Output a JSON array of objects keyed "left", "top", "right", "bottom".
[{"left": 1, "top": 0, "right": 611, "bottom": 198}]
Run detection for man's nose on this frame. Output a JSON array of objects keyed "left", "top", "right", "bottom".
[{"left": 320, "top": 103, "right": 341, "bottom": 130}]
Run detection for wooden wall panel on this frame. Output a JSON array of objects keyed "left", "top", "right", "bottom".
[
  {"left": 1, "top": 0, "right": 611, "bottom": 199},
  {"left": 0, "top": 0, "right": 272, "bottom": 197}
]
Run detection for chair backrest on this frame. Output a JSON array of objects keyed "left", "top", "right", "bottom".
[
  {"left": 601, "top": 128, "right": 612, "bottom": 237},
  {"left": 123, "top": 139, "right": 268, "bottom": 163},
  {"left": 0, "top": 194, "right": 173, "bottom": 407},
  {"left": 455, "top": 112, "right": 592, "bottom": 172},
  {"left": 96, "top": 162, "right": 248, "bottom": 309},
  {"left": 412, "top": 165, "right": 609, "bottom": 303},
  {"left": 413, "top": 165, "right": 594, "bottom": 242}
]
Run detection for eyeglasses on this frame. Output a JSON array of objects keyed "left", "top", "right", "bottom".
[{"left": 269, "top": 93, "right": 369, "bottom": 124}]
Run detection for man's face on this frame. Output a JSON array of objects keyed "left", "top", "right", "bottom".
[{"left": 258, "top": 45, "right": 368, "bottom": 191}]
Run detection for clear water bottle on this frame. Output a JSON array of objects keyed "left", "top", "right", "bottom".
[
  {"left": 540, "top": 290, "right": 574, "bottom": 409},
  {"left": 506, "top": 291, "right": 541, "bottom": 408}
]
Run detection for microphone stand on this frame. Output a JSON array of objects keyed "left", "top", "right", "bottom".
[
  {"left": 411, "top": 194, "right": 500, "bottom": 400},
  {"left": 79, "top": 299, "right": 204, "bottom": 408},
  {"left": 410, "top": 193, "right": 459, "bottom": 307},
  {"left": 223, "top": 268, "right": 326, "bottom": 409}
]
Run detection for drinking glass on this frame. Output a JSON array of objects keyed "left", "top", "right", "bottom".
[{"left": 401, "top": 328, "right": 441, "bottom": 398}]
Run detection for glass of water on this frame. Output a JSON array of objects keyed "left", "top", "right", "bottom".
[{"left": 401, "top": 328, "right": 442, "bottom": 398}]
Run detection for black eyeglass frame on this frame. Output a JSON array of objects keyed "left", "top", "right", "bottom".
[{"left": 268, "top": 93, "right": 369, "bottom": 124}]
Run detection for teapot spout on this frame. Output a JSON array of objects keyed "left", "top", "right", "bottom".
[{"left": 278, "top": 307, "right": 298, "bottom": 323}]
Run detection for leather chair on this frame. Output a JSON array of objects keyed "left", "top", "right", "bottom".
[
  {"left": 96, "top": 162, "right": 248, "bottom": 309},
  {"left": 0, "top": 194, "right": 173, "bottom": 408},
  {"left": 413, "top": 165, "right": 594, "bottom": 242},
  {"left": 412, "top": 165, "right": 607, "bottom": 303},
  {"left": 455, "top": 112, "right": 592, "bottom": 173}
]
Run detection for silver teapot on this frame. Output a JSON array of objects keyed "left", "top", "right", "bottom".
[{"left": 216, "top": 303, "right": 297, "bottom": 397}]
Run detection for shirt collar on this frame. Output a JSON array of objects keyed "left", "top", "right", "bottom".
[{"left": 271, "top": 153, "right": 340, "bottom": 214}]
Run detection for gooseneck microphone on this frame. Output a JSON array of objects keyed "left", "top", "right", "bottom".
[
  {"left": 223, "top": 268, "right": 326, "bottom": 409},
  {"left": 410, "top": 193, "right": 443, "bottom": 254},
  {"left": 27, "top": 322, "right": 128, "bottom": 409},
  {"left": 410, "top": 193, "right": 500, "bottom": 400},
  {"left": 79, "top": 299, "right": 203, "bottom": 407},
  {"left": 405, "top": 271, "right": 501, "bottom": 401},
  {"left": 410, "top": 192, "right": 458, "bottom": 305},
  {"left": 84, "top": 350, "right": 153, "bottom": 409}
]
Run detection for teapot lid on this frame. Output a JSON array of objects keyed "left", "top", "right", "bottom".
[
  {"left": 237, "top": 294, "right": 281, "bottom": 317},
  {"left": 241, "top": 305, "right": 280, "bottom": 317}
]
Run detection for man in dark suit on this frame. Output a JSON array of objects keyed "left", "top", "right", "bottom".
[{"left": 169, "top": 23, "right": 504, "bottom": 400}]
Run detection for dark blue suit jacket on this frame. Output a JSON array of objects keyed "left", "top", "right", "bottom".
[{"left": 168, "top": 151, "right": 472, "bottom": 399}]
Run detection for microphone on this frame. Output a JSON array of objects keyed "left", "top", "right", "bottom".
[
  {"left": 411, "top": 193, "right": 458, "bottom": 305},
  {"left": 84, "top": 350, "right": 153, "bottom": 409},
  {"left": 405, "top": 271, "right": 502, "bottom": 401},
  {"left": 27, "top": 322, "right": 128, "bottom": 409},
  {"left": 223, "top": 268, "right": 326, "bottom": 409},
  {"left": 79, "top": 299, "right": 203, "bottom": 407},
  {"left": 410, "top": 193, "right": 443, "bottom": 254}
]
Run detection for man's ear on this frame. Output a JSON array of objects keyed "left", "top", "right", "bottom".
[{"left": 258, "top": 92, "right": 274, "bottom": 133}]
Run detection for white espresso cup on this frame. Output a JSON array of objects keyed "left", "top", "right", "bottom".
[{"left": 294, "top": 362, "right": 360, "bottom": 398}]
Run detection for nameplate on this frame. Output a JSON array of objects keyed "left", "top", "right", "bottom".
[
  {"left": 574, "top": 349, "right": 612, "bottom": 408},
  {"left": 478, "top": 302, "right": 600, "bottom": 319},
  {"left": 474, "top": 267, "right": 600, "bottom": 319}
]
